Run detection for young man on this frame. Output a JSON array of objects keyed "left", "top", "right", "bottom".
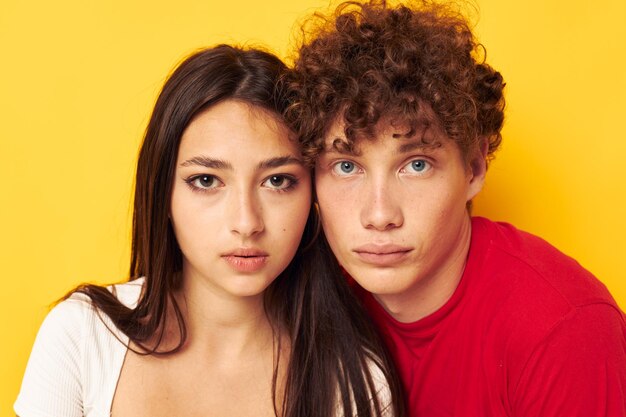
[{"left": 286, "top": 1, "right": 626, "bottom": 416}]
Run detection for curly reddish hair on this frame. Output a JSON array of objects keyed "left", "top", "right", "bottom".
[{"left": 286, "top": 0, "right": 505, "bottom": 164}]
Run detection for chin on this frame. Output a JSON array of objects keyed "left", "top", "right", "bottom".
[
  {"left": 225, "top": 277, "right": 276, "bottom": 298},
  {"left": 351, "top": 268, "right": 411, "bottom": 295},
  {"left": 228, "top": 286, "right": 270, "bottom": 299}
]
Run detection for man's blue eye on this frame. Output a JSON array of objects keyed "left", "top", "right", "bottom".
[
  {"left": 334, "top": 161, "right": 356, "bottom": 174},
  {"left": 403, "top": 159, "right": 431, "bottom": 174},
  {"left": 412, "top": 160, "right": 427, "bottom": 172},
  {"left": 332, "top": 160, "right": 361, "bottom": 176}
]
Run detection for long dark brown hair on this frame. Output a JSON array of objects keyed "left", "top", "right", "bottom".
[{"left": 67, "top": 45, "right": 404, "bottom": 417}]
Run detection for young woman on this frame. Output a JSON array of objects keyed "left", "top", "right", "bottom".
[{"left": 14, "top": 45, "right": 403, "bottom": 417}]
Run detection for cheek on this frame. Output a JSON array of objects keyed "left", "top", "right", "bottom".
[
  {"left": 292, "top": 177, "right": 313, "bottom": 230},
  {"left": 317, "top": 201, "right": 348, "bottom": 248},
  {"left": 316, "top": 176, "right": 364, "bottom": 255},
  {"left": 287, "top": 196, "right": 312, "bottom": 236},
  {"left": 268, "top": 185, "right": 312, "bottom": 243},
  {"left": 421, "top": 187, "right": 470, "bottom": 240},
  {"left": 170, "top": 186, "right": 219, "bottom": 253},
  {"left": 429, "top": 170, "right": 471, "bottom": 209},
  {"left": 317, "top": 200, "right": 355, "bottom": 256},
  {"left": 315, "top": 175, "right": 353, "bottom": 223},
  {"left": 170, "top": 185, "right": 191, "bottom": 238}
]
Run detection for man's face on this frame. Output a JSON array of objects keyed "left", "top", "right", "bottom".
[{"left": 315, "top": 118, "right": 486, "bottom": 320}]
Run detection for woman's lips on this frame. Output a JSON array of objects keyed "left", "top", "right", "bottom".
[
  {"left": 222, "top": 248, "right": 269, "bottom": 273},
  {"left": 353, "top": 244, "right": 413, "bottom": 266}
]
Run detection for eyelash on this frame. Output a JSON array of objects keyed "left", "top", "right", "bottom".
[
  {"left": 183, "top": 174, "right": 299, "bottom": 193},
  {"left": 184, "top": 174, "right": 222, "bottom": 193},
  {"left": 262, "top": 174, "right": 299, "bottom": 192}
]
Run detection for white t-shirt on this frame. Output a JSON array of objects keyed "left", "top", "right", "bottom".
[
  {"left": 15, "top": 278, "right": 392, "bottom": 417},
  {"left": 14, "top": 279, "right": 142, "bottom": 417}
]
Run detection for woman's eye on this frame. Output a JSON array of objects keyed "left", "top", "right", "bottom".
[
  {"left": 404, "top": 159, "right": 431, "bottom": 174},
  {"left": 332, "top": 161, "right": 358, "bottom": 175},
  {"left": 187, "top": 174, "right": 221, "bottom": 190},
  {"left": 263, "top": 175, "right": 295, "bottom": 190}
]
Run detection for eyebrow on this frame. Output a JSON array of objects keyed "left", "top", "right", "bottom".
[
  {"left": 179, "top": 155, "right": 303, "bottom": 170},
  {"left": 398, "top": 140, "right": 442, "bottom": 153},
  {"left": 180, "top": 156, "right": 232, "bottom": 169},
  {"left": 323, "top": 139, "right": 441, "bottom": 156},
  {"left": 256, "top": 156, "right": 304, "bottom": 170}
]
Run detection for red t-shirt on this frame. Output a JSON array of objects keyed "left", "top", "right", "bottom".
[{"left": 356, "top": 217, "right": 626, "bottom": 417}]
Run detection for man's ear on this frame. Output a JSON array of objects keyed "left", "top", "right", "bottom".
[{"left": 467, "top": 137, "right": 489, "bottom": 201}]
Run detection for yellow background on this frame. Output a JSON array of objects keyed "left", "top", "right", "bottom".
[{"left": 1, "top": 0, "right": 624, "bottom": 413}]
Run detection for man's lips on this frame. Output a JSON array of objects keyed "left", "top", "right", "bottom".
[{"left": 352, "top": 244, "right": 413, "bottom": 266}]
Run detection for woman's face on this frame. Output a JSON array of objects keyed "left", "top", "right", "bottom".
[{"left": 170, "top": 99, "right": 311, "bottom": 299}]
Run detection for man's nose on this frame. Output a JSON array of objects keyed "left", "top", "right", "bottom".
[{"left": 360, "top": 179, "right": 404, "bottom": 231}]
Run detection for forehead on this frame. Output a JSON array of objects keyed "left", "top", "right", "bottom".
[
  {"left": 179, "top": 100, "right": 298, "bottom": 156},
  {"left": 322, "top": 116, "right": 446, "bottom": 155}
]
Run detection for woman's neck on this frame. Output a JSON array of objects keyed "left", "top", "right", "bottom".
[{"left": 172, "top": 271, "right": 277, "bottom": 359}]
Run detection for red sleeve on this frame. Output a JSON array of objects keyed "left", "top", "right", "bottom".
[{"left": 512, "top": 303, "right": 626, "bottom": 417}]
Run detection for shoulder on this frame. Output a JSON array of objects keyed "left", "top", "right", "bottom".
[
  {"left": 513, "top": 301, "right": 626, "bottom": 370},
  {"left": 14, "top": 295, "right": 93, "bottom": 416},
  {"left": 46, "top": 277, "right": 144, "bottom": 341},
  {"left": 34, "top": 293, "right": 95, "bottom": 351},
  {"left": 108, "top": 277, "right": 144, "bottom": 308},
  {"left": 471, "top": 216, "right": 619, "bottom": 309},
  {"left": 364, "top": 355, "right": 395, "bottom": 417},
  {"left": 535, "top": 302, "right": 626, "bottom": 356},
  {"left": 333, "top": 353, "right": 396, "bottom": 417},
  {"left": 14, "top": 279, "right": 143, "bottom": 416},
  {"left": 511, "top": 303, "right": 626, "bottom": 415},
  {"left": 469, "top": 218, "right": 626, "bottom": 403},
  {"left": 470, "top": 215, "right": 623, "bottom": 326}
]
